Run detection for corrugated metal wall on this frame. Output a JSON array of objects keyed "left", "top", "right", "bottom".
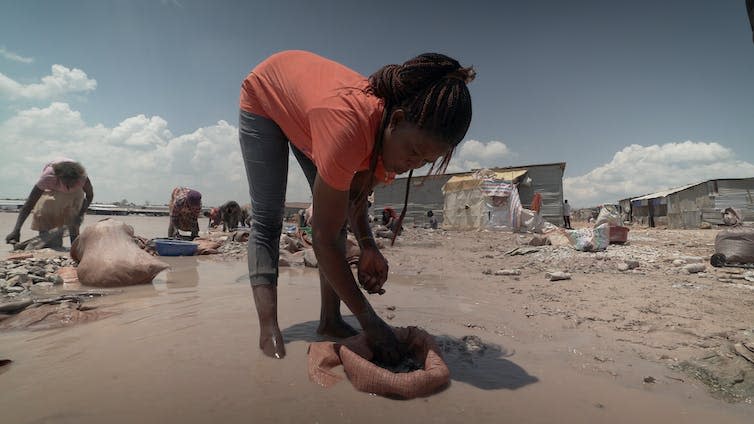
[
  {"left": 517, "top": 165, "right": 565, "bottom": 226},
  {"left": 663, "top": 178, "right": 753, "bottom": 228},
  {"left": 372, "top": 163, "right": 565, "bottom": 227},
  {"left": 667, "top": 182, "right": 709, "bottom": 229},
  {"left": 712, "top": 178, "right": 754, "bottom": 222}
]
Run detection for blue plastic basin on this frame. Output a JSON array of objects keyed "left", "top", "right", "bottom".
[{"left": 154, "top": 239, "right": 198, "bottom": 256}]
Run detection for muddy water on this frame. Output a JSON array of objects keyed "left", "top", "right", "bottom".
[{"left": 1, "top": 214, "right": 752, "bottom": 423}]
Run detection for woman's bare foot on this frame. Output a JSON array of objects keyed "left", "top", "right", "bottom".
[
  {"left": 259, "top": 323, "right": 286, "bottom": 359},
  {"left": 252, "top": 284, "right": 286, "bottom": 359},
  {"left": 317, "top": 318, "right": 359, "bottom": 339}
]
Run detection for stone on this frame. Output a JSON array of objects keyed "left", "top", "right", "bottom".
[
  {"left": 0, "top": 299, "right": 33, "bottom": 314},
  {"left": 672, "top": 259, "right": 686, "bottom": 266},
  {"left": 545, "top": 271, "right": 572, "bottom": 281},
  {"left": 625, "top": 260, "right": 640, "bottom": 269},
  {"left": 679, "top": 256, "right": 704, "bottom": 264},
  {"left": 6, "top": 274, "right": 24, "bottom": 287},
  {"left": 47, "top": 274, "right": 64, "bottom": 285},
  {"left": 4, "top": 286, "right": 26, "bottom": 293},
  {"left": 683, "top": 263, "right": 706, "bottom": 274},
  {"left": 303, "top": 249, "right": 318, "bottom": 268},
  {"left": 617, "top": 263, "right": 630, "bottom": 272},
  {"left": 494, "top": 269, "right": 521, "bottom": 276}
]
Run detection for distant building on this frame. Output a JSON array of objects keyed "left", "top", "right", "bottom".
[
  {"left": 628, "top": 178, "right": 754, "bottom": 228},
  {"left": 372, "top": 162, "right": 566, "bottom": 227}
]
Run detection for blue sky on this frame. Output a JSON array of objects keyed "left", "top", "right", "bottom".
[{"left": 1, "top": 0, "right": 753, "bottom": 207}]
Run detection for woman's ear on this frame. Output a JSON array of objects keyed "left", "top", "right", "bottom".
[{"left": 388, "top": 108, "right": 405, "bottom": 132}]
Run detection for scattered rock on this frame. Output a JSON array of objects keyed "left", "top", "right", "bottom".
[
  {"left": 494, "top": 269, "right": 521, "bottom": 276},
  {"left": 643, "top": 376, "right": 656, "bottom": 384},
  {"left": 683, "top": 263, "right": 706, "bottom": 274},
  {"left": 386, "top": 305, "right": 396, "bottom": 311},
  {"left": 303, "top": 249, "right": 318, "bottom": 268},
  {"left": 545, "top": 271, "right": 571, "bottom": 281},
  {"left": 386, "top": 313, "right": 395, "bottom": 320}
]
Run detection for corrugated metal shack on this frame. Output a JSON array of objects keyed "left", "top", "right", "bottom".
[
  {"left": 629, "top": 178, "right": 754, "bottom": 228},
  {"left": 372, "top": 162, "right": 566, "bottom": 227}
]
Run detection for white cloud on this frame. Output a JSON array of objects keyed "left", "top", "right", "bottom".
[
  {"left": 0, "top": 47, "right": 33, "bottom": 64},
  {"left": 0, "top": 64, "right": 96, "bottom": 100},
  {"left": 564, "top": 141, "right": 754, "bottom": 208},
  {"left": 0, "top": 102, "right": 313, "bottom": 206},
  {"left": 445, "top": 139, "right": 513, "bottom": 173}
]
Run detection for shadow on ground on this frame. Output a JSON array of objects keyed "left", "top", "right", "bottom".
[{"left": 282, "top": 320, "right": 538, "bottom": 391}]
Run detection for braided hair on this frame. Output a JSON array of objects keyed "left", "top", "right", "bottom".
[{"left": 363, "top": 53, "right": 474, "bottom": 243}]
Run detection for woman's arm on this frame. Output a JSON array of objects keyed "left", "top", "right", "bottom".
[
  {"left": 6, "top": 185, "right": 43, "bottom": 243},
  {"left": 78, "top": 178, "right": 94, "bottom": 217},
  {"left": 347, "top": 171, "right": 388, "bottom": 294},
  {"left": 312, "top": 175, "right": 371, "bottom": 316},
  {"left": 313, "top": 175, "right": 400, "bottom": 362}
]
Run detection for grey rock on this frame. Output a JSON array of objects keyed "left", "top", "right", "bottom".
[
  {"left": 303, "top": 249, "right": 318, "bottom": 268},
  {"left": 546, "top": 271, "right": 572, "bottom": 281},
  {"left": 47, "top": 274, "right": 64, "bottom": 285},
  {"left": 672, "top": 259, "right": 686, "bottom": 266},
  {"left": 0, "top": 299, "right": 33, "bottom": 313},
  {"left": 28, "top": 275, "right": 48, "bottom": 284},
  {"left": 683, "top": 263, "right": 706, "bottom": 274},
  {"left": 494, "top": 269, "right": 521, "bottom": 276},
  {"left": 4, "top": 286, "right": 26, "bottom": 293}
]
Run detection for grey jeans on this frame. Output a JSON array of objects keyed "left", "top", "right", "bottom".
[{"left": 239, "top": 110, "right": 322, "bottom": 286}]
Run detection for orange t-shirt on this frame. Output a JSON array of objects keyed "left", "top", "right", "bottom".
[{"left": 239, "top": 50, "right": 395, "bottom": 191}]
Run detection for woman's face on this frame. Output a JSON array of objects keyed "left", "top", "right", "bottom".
[{"left": 381, "top": 110, "right": 450, "bottom": 175}]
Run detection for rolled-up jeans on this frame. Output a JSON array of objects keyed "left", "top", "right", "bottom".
[{"left": 239, "top": 109, "right": 322, "bottom": 286}]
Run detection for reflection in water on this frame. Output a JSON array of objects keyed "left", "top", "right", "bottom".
[{"left": 163, "top": 257, "right": 200, "bottom": 289}]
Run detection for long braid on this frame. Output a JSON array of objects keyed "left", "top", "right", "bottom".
[{"left": 363, "top": 53, "right": 474, "bottom": 243}]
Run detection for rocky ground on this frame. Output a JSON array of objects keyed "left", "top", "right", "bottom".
[
  {"left": 2, "top": 222, "right": 753, "bottom": 404},
  {"left": 383, "top": 224, "right": 754, "bottom": 403}
]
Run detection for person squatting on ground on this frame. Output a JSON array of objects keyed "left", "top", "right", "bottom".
[
  {"left": 5, "top": 158, "right": 94, "bottom": 248},
  {"left": 238, "top": 50, "right": 474, "bottom": 360},
  {"left": 167, "top": 187, "right": 202, "bottom": 240}
]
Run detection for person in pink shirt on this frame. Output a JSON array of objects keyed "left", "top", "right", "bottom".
[
  {"left": 5, "top": 158, "right": 94, "bottom": 248},
  {"left": 239, "top": 50, "right": 474, "bottom": 361}
]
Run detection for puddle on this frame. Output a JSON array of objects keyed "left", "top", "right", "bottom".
[{"left": 0, "top": 215, "right": 752, "bottom": 423}]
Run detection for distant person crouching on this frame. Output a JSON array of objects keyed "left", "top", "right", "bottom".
[
  {"left": 5, "top": 158, "right": 93, "bottom": 248},
  {"left": 168, "top": 187, "right": 202, "bottom": 240}
]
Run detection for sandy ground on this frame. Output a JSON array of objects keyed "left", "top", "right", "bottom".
[{"left": 1, "top": 213, "right": 753, "bottom": 423}]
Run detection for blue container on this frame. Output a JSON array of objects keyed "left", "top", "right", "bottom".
[{"left": 154, "top": 239, "right": 198, "bottom": 256}]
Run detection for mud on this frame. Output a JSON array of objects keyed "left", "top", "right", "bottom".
[{"left": 0, "top": 214, "right": 753, "bottom": 423}]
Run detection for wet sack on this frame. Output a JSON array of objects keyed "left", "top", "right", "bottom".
[
  {"left": 307, "top": 326, "right": 450, "bottom": 399},
  {"left": 71, "top": 219, "right": 169, "bottom": 287}
]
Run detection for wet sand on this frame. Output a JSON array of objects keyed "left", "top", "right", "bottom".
[{"left": 1, "top": 213, "right": 752, "bottom": 423}]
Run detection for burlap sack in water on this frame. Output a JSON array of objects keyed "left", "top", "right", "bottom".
[
  {"left": 307, "top": 326, "right": 450, "bottom": 399},
  {"left": 715, "top": 228, "right": 754, "bottom": 264},
  {"left": 71, "top": 219, "right": 169, "bottom": 287}
]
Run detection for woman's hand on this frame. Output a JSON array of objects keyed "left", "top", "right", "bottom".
[
  {"left": 357, "top": 244, "right": 389, "bottom": 294},
  {"left": 5, "top": 229, "right": 20, "bottom": 245},
  {"left": 360, "top": 311, "right": 402, "bottom": 365}
]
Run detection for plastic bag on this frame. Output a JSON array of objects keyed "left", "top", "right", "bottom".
[
  {"left": 595, "top": 205, "right": 621, "bottom": 227},
  {"left": 565, "top": 223, "right": 610, "bottom": 252},
  {"left": 715, "top": 228, "right": 754, "bottom": 264}
]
